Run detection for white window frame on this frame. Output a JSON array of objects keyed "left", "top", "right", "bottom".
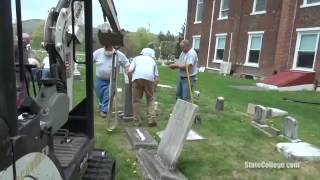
[
  {"left": 213, "top": 33, "right": 227, "bottom": 63},
  {"left": 292, "top": 28, "right": 320, "bottom": 72},
  {"left": 192, "top": 35, "right": 201, "bottom": 50},
  {"left": 244, "top": 31, "right": 264, "bottom": 68},
  {"left": 218, "top": 0, "right": 229, "bottom": 20},
  {"left": 301, "top": 0, "right": 320, "bottom": 8},
  {"left": 194, "top": 0, "right": 204, "bottom": 24},
  {"left": 251, "top": 0, "right": 267, "bottom": 15}
]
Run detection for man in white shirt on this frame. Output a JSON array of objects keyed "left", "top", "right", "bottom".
[
  {"left": 93, "top": 45, "right": 130, "bottom": 118},
  {"left": 141, "top": 43, "right": 156, "bottom": 59},
  {"left": 140, "top": 47, "right": 155, "bottom": 59},
  {"left": 169, "top": 40, "right": 198, "bottom": 102},
  {"left": 128, "top": 49, "right": 159, "bottom": 127}
]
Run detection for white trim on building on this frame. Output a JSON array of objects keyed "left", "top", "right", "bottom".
[
  {"left": 194, "top": 0, "right": 204, "bottom": 24},
  {"left": 244, "top": 31, "right": 264, "bottom": 68},
  {"left": 301, "top": 0, "right": 320, "bottom": 8},
  {"left": 292, "top": 29, "right": 320, "bottom": 72},
  {"left": 251, "top": 0, "right": 267, "bottom": 15},
  {"left": 213, "top": 33, "right": 227, "bottom": 63}
]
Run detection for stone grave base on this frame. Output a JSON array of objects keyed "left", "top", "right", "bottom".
[
  {"left": 126, "top": 128, "right": 158, "bottom": 150},
  {"left": 73, "top": 74, "right": 81, "bottom": 80},
  {"left": 157, "top": 129, "right": 205, "bottom": 141},
  {"left": 276, "top": 142, "right": 320, "bottom": 161},
  {"left": 251, "top": 121, "right": 280, "bottom": 137},
  {"left": 278, "top": 135, "right": 302, "bottom": 143},
  {"left": 137, "top": 149, "right": 187, "bottom": 180},
  {"left": 122, "top": 115, "right": 134, "bottom": 121}
]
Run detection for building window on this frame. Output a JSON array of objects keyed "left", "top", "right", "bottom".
[
  {"left": 245, "top": 32, "right": 264, "bottom": 67},
  {"left": 195, "top": 0, "right": 204, "bottom": 23},
  {"left": 301, "top": 0, "right": 320, "bottom": 7},
  {"left": 293, "top": 32, "right": 319, "bottom": 71},
  {"left": 213, "top": 34, "right": 227, "bottom": 62},
  {"left": 251, "top": 0, "right": 267, "bottom": 15},
  {"left": 219, "top": 0, "right": 230, "bottom": 20},
  {"left": 192, "top": 35, "right": 201, "bottom": 51}
]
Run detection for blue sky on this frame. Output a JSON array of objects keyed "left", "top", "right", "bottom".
[{"left": 11, "top": 0, "right": 187, "bottom": 35}]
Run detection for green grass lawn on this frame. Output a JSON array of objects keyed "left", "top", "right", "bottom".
[{"left": 72, "top": 65, "right": 320, "bottom": 180}]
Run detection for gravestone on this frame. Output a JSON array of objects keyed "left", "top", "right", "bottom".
[
  {"left": 247, "top": 104, "right": 288, "bottom": 117},
  {"left": 215, "top": 97, "right": 224, "bottom": 111},
  {"left": 252, "top": 105, "right": 270, "bottom": 125},
  {"left": 247, "top": 103, "right": 256, "bottom": 115},
  {"left": 126, "top": 128, "right": 158, "bottom": 150},
  {"left": 283, "top": 116, "right": 299, "bottom": 141},
  {"left": 268, "top": 107, "right": 288, "bottom": 118},
  {"left": 157, "top": 129, "right": 205, "bottom": 141},
  {"left": 123, "top": 72, "right": 133, "bottom": 120},
  {"left": 137, "top": 99, "right": 199, "bottom": 180},
  {"left": 73, "top": 63, "right": 81, "bottom": 80},
  {"left": 277, "top": 142, "right": 320, "bottom": 161}
]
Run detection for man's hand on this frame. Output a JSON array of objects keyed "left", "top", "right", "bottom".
[{"left": 169, "top": 64, "right": 178, "bottom": 69}]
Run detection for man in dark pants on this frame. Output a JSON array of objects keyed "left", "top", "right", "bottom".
[{"left": 128, "top": 49, "right": 159, "bottom": 127}]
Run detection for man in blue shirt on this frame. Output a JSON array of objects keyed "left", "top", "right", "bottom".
[{"left": 169, "top": 40, "right": 198, "bottom": 102}]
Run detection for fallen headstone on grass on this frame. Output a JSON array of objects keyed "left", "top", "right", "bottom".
[
  {"left": 268, "top": 107, "right": 288, "bottom": 118},
  {"left": 157, "top": 129, "right": 205, "bottom": 141},
  {"left": 137, "top": 99, "right": 199, "bottom": 180},
  {"left": 126, "top": 128, "right": 158, "bottom": 150},
  {"left": 157, "top": 84, "right": 175, "bottom": 89},
  {"left": 277, "top": 142, "right": 320, "bottom": 161}
]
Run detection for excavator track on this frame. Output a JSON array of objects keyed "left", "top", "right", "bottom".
[{"left": 82, "top": 149, "right": 116, "bottom": 180}]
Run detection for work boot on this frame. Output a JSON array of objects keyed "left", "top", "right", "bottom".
[{"left": 100, "top": 112, "right": 107, "bottom": 118}]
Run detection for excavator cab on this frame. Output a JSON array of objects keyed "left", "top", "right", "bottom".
[{"left": 0, "top": 0, "right": 121, "bottom": 179}]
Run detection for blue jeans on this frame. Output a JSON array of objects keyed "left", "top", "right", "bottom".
[
  {"left": 42, "top": 68, "right": 50, "bottom": 79},
  {"left": 95, "top": 77, "right": 110, "bottom": 113},
  {"left": 176, "top": 76, "right": 195, "bottom": 102},
  {"left": 31, "top": 68, "right": 38, "bottom": 80}
]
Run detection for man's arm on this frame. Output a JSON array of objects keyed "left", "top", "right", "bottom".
[
  {"left": 169, "top": 63, "right": 192, "bottom": 72},
  {"left": 117, "top": 52, "right": 130, "bottom": 73}
]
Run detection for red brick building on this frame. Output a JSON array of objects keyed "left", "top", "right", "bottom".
[{"left": 186, "top": 0, "right": 320, "bottom": 79}]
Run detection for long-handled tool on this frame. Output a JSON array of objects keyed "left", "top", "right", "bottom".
[
  {"left": 185, "top": 64, "right": 194, "bottom": 104},
  {"left": 106, "top": 51, "right": 119, "bottom": 132},
  {"left": 185, "top": 64, "right": 201, "bottom": 124}
]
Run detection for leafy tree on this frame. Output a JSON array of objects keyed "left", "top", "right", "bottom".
[
  {"left": 157, "top": 30, "right": 178, "bottom": 59},
  {"left": 160, "top": 41, "right": 176, "bottom": 60},
  {"left": 122, "top": 27, "right": 158, "bottom": 58},
  {"left": 175, "top": 23, "right": 185, "bottom": 58},
  {"left": 31, "top": 22, "right": 45, "bottom": 49}
]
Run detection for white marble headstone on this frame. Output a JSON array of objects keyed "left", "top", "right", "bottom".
[
  {"left": 157, "top": 99, "right": 199, "bottom": 168},
  {"left": 283, "top": 116, "right": 299, "bottom": 140}
]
